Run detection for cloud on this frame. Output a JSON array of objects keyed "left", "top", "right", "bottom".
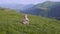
[{"left": 0, "top": 0, "right": 60, "bottom": 4}]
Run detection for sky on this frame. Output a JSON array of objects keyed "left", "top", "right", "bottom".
[{"left": 0, "top": 0, "right": 60, "bottom": 4}]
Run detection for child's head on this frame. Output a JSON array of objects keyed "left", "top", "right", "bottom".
[{"left": 23, "top": 14, "right": 28, "bottom": 18}]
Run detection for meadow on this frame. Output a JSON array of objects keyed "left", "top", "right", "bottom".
[{"left": 0, "top": 9, "right": 60, "bottom": 34}]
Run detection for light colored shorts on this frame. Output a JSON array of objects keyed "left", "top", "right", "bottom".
[{"left": 23, "top": 20, "right": 29, "bottom": 25}]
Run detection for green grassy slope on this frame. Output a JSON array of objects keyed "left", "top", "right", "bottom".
[{"left": 0, "top": 10, "right": 60, "bottom": 34}]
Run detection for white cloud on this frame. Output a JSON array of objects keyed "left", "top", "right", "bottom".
[{"left": 0, "top": 0, "right": 60, "bottom": 4}]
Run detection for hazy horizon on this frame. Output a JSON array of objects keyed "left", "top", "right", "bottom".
[{"left": 0, "top": 0, "right": 60, "bottom": 5}]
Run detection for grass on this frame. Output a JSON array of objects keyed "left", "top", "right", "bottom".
[{"left": 0, "top": 9, "right": 60, "bottom": 34}]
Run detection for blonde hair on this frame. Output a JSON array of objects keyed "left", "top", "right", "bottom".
[{"left": 23, "top": 14, "right": 28, "bottom": 18}]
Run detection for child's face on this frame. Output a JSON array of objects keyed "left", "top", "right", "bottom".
[{"left": 24, "top": 14, "right": 28, "bottom": 18}]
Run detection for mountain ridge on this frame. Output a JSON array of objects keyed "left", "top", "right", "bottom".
[{"left": 20, "top": 1, "right": 60, "bottom": 20}]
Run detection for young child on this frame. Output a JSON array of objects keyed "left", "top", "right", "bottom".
[{"left": 22, "top": 14, "right": 29, "bottom": 26}]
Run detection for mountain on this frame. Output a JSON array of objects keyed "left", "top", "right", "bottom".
[
  {"left": 0, "top": 4, "right": 26, "bottom": 10},
  {"left": 20, "top": 1, "right": 60, "bottom": 20},
  {"left": 20, "top": 4, "right": 34, "bottom": 10},
  {"left": 47, "top": 3, "right": 60, "bottom": 20},
  {"left": 0, "top": 8, "right": 60, "bottom": 34}
]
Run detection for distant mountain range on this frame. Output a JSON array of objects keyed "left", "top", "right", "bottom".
[
  {"left": 1, "top": 4, "right": 26, "bottom": 10},
  {"left": 0, "top": 4, "right": 34, "bottom": 10},
  {"left": 0, "top": 1, "right": 60, "bottom": 20},
  {"left": 20, "top": 4, "right": 34, "bottom": 10},
  {"left": 20, "top": 1, "right": 60, "bottom": 20}
]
